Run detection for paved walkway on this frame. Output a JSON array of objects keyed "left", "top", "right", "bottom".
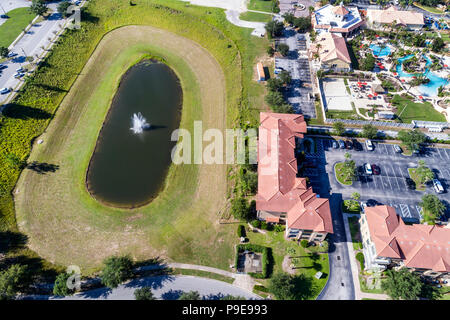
[
  {"left": 181, "top": 0, "right": 267, "bottom": 36},
  {"left": 137, "top": 262, "right": 256, "bottom": 292},
  {"left": 342, "top": 213, "right": 390, "bottom": 300},
  {"left": 23, "top": 275, "right": 261, "bottom": 300}
]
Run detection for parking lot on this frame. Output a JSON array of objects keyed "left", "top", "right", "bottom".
[
  {"left": 275, "top": 28, "right": 315, "bottom": 118},
  {"left": 302, "top": 138, "right": 450, "bottom": 222}
]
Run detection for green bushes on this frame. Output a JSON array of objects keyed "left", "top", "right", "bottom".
[
  {"left": 235, "top": 244, "right": 273, "bottom": 278},
  {"left": 356, "top": 252, "right": 365, "bottom": 271},
  {"left": 300, "top": 239, "right": 308, "bottom": 248}
]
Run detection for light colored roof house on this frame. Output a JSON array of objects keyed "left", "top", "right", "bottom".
[
  {"left": 363, "top": 205, "right": 450, "bottom": 276},
  {"left": 366, "top": 6, "right": 424, "bottom": 29},
  {"left": 312, "top": 4, "right": 364, "bottom": 36},
  {"left": 310, "top": 32, "right": 351, "bottom": 66},
  {"left": 256, "top": 112, "right": 333, "bottom": 239}
]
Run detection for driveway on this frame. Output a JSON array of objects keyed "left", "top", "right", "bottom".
[{"left": 23, "top": 275, "right": 261, "bottom": 300}]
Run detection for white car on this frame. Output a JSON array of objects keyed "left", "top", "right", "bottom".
[
  {"left": 14, "top": 72, "right": 24, "bottom": 78},
  {"left": 365, "top": 139, "right": 374, "bottom": 151},
  {"left": 433, "top": 179, "right": 444, "bottom": 194},
  {"left": 364, "top": 163, "right": 373, "bottom": 175},
  {"left": 361, "top": 202, "right": 367, "bottom": 213},
  {"left": 7, "top": 52, "right": 18, "bottom": 58},
  {"left": 0, "top": 87, "right": 10, "bottom": 94},
  {"left": 16, "top": 67, "right": 24, "bottom": 73}
]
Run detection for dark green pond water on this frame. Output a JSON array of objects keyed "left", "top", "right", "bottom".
[{"left": 86, "top": 60, "right": 182, "bottom": 208}]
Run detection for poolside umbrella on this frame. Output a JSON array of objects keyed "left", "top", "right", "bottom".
[
  {"left": 412, "top": 76, "right": 417, "bottom": 79},
  {"left": 380, "top": 66, "right": 385, "bottom": 69},
  {"left": 393, "top": 72, "right": 397, "bottom": 76},
  {"left": 375, "top": 35, "right": 379, "bottom": 38},
  {"left": 419, "top": 96, "right": 423, "bottom": 100},
  {"left": 363, "top": 82, "right": 367, "bottom": 85},
  {"left": 368, "top": 94, "right": 373, "bottom": 98},
  {"left": 373, "top": 92, "right": 378, "bottom": 96},
  {"left": 444, "top": 64, "right": 448, "bottom": 68},
  {"left": 401, "top": 79, "right": 405, "bottom": 82},
  {"left": 360, "top": 44, "right": 364, "bottom": 49}
]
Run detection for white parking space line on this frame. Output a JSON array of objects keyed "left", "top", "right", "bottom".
[
  {"left": 399, "top": 204, "right": 411, "bottom": 218},
  {"left": 415, "top": 206, "right": 423, "bottom": 220}
]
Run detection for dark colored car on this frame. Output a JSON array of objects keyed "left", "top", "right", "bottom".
[
  {"left": 366, "top": 199, "right": 379, "bottom": 207},
  {"left": 0, "top": 15, "right": 9, "bottom": 19},
  {"left": 345, "top": 140, "right": 353, "bottom": 150},
  {"left": 405, "top": 178, "right": 416, "bottom": 190},
  {"left": 338, "top": 140, "right": 345, "bottom": 149},
  {"left": 352, "top": 139, "right": 362, "bottom": 151},
  {"left": 371, "top": 164, "right": 380, "bottom": 175}
]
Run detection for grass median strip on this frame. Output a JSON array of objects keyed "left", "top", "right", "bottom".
[{"left": 0, "top": 8, "right": 36, "bottom": 48}]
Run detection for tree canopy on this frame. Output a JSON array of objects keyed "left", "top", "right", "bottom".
[
  {"left": 268, "top": 272, "right": 316, "bottom": 300},
  {"left": 179, "top": 290, "right": 201, "bottom": 300},
  {"left": 415, "top": 160, "right": 434, "bottom": 185},
  {"left": 101, "top": 255, "right": 133, "bottom": 289},
  {"left": 420, "top": 193, "right": 446, "bottom": 223},
  {"left": 134, "top": 287, "right": 155, "bottom": 300},
  {"left": 53, "top": 272, "right": 75, "bottom": 296},
  {"left": 30, "top": 0, "right": 48, "bottom": 17},
  {"left": 361, "top": 124, "right": 378, "bottom": 139},
  {"left": 381, "top": 268, "right": 437, "bottom": 300},
  {"left": 397, "top": 129, "right": 427, "bottom": 152},
  {"left": 332, "top": 122, "right": 345, "bottom": 136},
  {"left": 0, "top": 264, "right": 28, "bottom": 300},
  {"left": 265, "top": 20, "right": 284, "bottom": 39}
]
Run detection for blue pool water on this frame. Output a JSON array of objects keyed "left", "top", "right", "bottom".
[
  {"left": 370, "top": 44, "right": 391, "bottom": 57},
  {"left": 396, "top": 54, "right": 448, "bottom": 96}
]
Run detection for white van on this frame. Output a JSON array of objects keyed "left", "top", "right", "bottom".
[
  {"left": 365, "top": 139, "right": 374, "bottom": 151},
  {"left": 433, "top": 179, "right": 444, "bottom": 194}
]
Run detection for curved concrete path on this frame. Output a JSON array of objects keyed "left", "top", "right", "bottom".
[
  {"left": 23, "top": 275, "right": 262, "bottom": 300},
  {"left": 181, "top": 0, "right": 267, "bottom": 36}
]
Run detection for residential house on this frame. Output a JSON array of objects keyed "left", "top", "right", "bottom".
[
  {"left": 256, "top": 112, "right": 333, "bottom": 242},
  {"left": 360, "top": 205, "right": 450, "bottom": 280},
  {"left": 309, "top": 32, "right": 352, "bottom": 72},
  {"left": 366, "top": 6, "right": 424, "bottom": 31}
]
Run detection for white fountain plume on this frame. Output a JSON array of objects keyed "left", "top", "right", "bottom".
[{"left": 130, "top": 112, "right": 150, "bottom": 134}]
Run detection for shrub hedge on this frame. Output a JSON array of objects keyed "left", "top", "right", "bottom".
[{"left": 356, "top": 252, "right": 365, "bottom": 271}]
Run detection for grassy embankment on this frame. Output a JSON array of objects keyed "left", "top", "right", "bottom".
[
  {"left": 2, "top": 0, "right": 268, "bottom": 274},
  {"left": 239, "top": 11, "right": 272, "bottom": 23},
  {"left": 0, "top": 7, "right": 36, "bottom": 48}
]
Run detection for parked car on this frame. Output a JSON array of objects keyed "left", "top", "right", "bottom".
[
  {"left": 0, "top": 64, "right": 7, "bottom": 70},
  {"left": 16, "top": 67, "right": 24, "bottom": 73},
  {"left": 345, "top": 140, "right": 353, "bottom": 150},
  {"left": 7, "top": 52, "right": 18, "bottom": 58},
  {"left": 0, "top": 15, "right": 8, "bottom": 19},
  {"left": 433, "top": 179, "right": 444, "bottom": 194},
  {"left": 0, "top": 87, "right": 10, "bottom": 94},
  {"left": 393, "top": 144, "right": 402, "bottom": 153},
  {"left": 365, "top": 139, "right": 374, "bottom": 151},
  {"left": 405, "top": 178, "right": 416, "bottom": 190},
  {"left": 13, "top": 72, "right": 24, "bottom": 78},
  {"left": 338, "top": 140, "right": 345, "bottom": 149},
  {"left": 364, "top": 163, "right": 373, "bottom": 175},
  {"left": 332, "top": 140, "right": 338, "bottom": 149},
  {"left": 352, "top": 139, "right": 362, "bottom": 151},
  {"left": 360, "top": 202, "right": 367, "bottom": 213},
  {"left": 366, "top": 199, "right": 379, "bottom": 207},
  {"left": 371, "top": 164, "right": 380, "bottom": 175}
]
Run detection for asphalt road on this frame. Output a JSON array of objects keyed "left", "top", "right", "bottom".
[
  {"left": 0, "top": 1, "right": 79, "bottom": 104},
  {"left": 23, "top": 275, "right": 261, "bottom": 300}
]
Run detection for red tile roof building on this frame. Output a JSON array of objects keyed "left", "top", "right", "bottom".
[
  {"left": 360, "top": 205, "right": 450, "bottom": 280},
  {"left": 256, "top": 112, "right": 333, "bottom": 241}
]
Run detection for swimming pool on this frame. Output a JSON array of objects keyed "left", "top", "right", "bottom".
[
  {"left": 370, "top": 44, "right": 391, "bottom": 57},
  {"left": 396, "top": 54, "right": 448, "bottom": 96}
]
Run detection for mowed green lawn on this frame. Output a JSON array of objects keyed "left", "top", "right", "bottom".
[
  {"left": 8, "top": 0, "right": 269, "bottom": 274},
  {"left": 393, "top": 95, "right": 446, "bottom": 123},
  {"left": 0, "top": 8, "right": 35, "bottom": 48},
  {"left": 239, "top": 11, "right": 272, "bottom": 23},
  {"left": 247, "top": 0, "right": 276, "bottom": 12}
]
